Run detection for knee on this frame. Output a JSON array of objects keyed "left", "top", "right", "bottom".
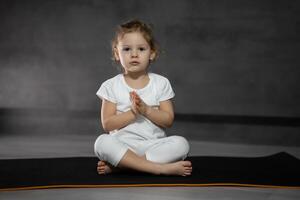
[
  {"left": 170, "top": 135, "right": 190, "bottom": 156},
  {"left": 94, "top": 134, "right": 113, "bottom": 159}
]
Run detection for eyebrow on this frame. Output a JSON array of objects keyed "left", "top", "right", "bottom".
[{"left": 120, "top": 44, "right": 148, "bottom": 47}]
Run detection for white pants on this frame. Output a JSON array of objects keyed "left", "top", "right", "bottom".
[{"left": 94, "top": 134, "right": 190, "bottom": 166}]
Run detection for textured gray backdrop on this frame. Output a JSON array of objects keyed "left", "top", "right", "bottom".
[{"left": 0, "top": 0, "right": 299, "bottom": 116}]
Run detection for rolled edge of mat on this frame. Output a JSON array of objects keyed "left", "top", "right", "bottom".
[{"left": 1, "top": 183, "right": 300, "bottom": 192}]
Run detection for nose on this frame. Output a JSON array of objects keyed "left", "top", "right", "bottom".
[{"left": 131, "top": 49, "right": 138, "bottom": 57}]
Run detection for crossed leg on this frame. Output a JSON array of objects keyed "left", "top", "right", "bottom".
[
  {"left": 95, "top": 134, "right": 192, "bottom": 176},
  {"left": 97, "top": 149, "right": 192, "bottom": 176}
]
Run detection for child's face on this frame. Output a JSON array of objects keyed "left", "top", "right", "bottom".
[{"left": 115, "top": 32, "right": 155, "bottom": 74}]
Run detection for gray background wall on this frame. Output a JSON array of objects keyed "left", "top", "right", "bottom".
[{"left": 0, "top": 0, "right": 299, "bottom": 117}]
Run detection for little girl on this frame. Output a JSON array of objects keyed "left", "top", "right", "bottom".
[{"left": 94, "top": 20, "right": 192, "bottom": 176}]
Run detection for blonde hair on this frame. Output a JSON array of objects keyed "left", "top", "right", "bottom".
[{"left": 111, "top": 19, "right": 159, "bottom": 62}]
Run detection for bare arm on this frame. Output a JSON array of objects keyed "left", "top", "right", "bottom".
[
  {"left": 101, "top": 99, "right": 136, "bottom": 132},
  {"left": 144, "top": 100, "right": 174, "bottom": 128}
]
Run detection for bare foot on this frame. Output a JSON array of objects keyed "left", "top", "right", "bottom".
[
  {"left": 160, "top": 161, "right": 192, "bottom": 176},
  {"left": 97, "top": 160, "right": 114, "bottom": 175}
]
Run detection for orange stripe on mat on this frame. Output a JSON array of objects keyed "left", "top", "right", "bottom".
[{"left": 1, "top": 183, "right": 300, "bottom": 192}]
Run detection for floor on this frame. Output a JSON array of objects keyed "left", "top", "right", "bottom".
[
  {"left": 1, "top": 187, "right": 300, "bottom": 200},
  {"left": 0, "top": 124, "right": 300, "bottom": 199}
]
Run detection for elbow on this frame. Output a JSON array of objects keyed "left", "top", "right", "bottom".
[
  {"left": 165, "top": 114, "right": 174, "bottom": 128},
  {"left": 165, "top": 122, "right": 173, "bottom": 128},
  {"left": 102, "top": 123, "right": 109, "bottom": 132},
  {"left": 165, "top": 120, "right": 174, "bottom": 128},
  {"left": 102, "top": 120, "right": 112, "bottom": 132},
  {"left": 102, "top": 126, "right": 110, "bottom": 133}
]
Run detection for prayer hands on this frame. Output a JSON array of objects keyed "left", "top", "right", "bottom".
[{"left": 130, "top": 91, "right": 149, "bottom": 116}]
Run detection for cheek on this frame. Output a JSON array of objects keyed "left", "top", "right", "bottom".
[
  {"left": 119, "top": 55, "right": 130, "bottom": 67},
  {"left": 118, "top": 53, "right": 128, "bottom": 61},
  {"left": 119, "top": 58, "right": 127, "bottom": 66},
  {"left": 141, "top": 51, "right": 151, "bottom": 58}
]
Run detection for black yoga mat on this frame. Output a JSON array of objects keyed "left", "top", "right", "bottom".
[{"left": 1, "top": 152, "right": 300, "bottom": 191}]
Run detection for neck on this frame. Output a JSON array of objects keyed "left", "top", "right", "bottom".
[{"left": 124, "top": 71, "right": 148, "bottom": 80}]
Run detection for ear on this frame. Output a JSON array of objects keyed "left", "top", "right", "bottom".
[
  {"left": 150, "top": 51, "right": 156, "bottom": 61},
  {"left": 114, "top": 47, "right": 120, "bottom": 61}
]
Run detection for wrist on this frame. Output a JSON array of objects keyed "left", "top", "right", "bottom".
[
  {"left": 144, "top": 106, "right": 152, "bottom": 116},
  {"left": 130, "top": 108, "right": 138, "bottom": 119}
]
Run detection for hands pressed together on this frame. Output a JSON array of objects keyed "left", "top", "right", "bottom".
[
  {"left": 129, "top": 91, "right": 173, "bottom": 128},
  {"left": 130, "top": 91, "right": 150, "bottom": 116}
]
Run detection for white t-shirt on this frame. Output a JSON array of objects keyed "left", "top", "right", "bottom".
[{"left": 96, "top": 72, "right": 175, "bottom": 140}]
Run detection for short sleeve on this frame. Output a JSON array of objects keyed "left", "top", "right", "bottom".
[
  {"left": 96, "top": 79, "right": 117, "bottom": 103},
  {"left": 158, "top": 77, "right": 175, "bottom": 102}
]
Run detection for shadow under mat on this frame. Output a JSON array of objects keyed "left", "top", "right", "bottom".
[{"left": 0, "top": 152, "right": 300, "bottom": 191}]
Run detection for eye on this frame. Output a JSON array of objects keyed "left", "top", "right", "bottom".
[
  {"left": 122, "top": 47, "right": 130, "bottom": 51},
  {"left": 139, "top": 47, "right": 146, "bottom": 51}
]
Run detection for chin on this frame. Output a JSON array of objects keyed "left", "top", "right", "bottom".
[{"left": 128, "top": 66, "right": 146, "bottom": 72}]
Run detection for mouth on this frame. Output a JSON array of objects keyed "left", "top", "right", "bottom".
[{"left": 130, "top": 61, "right": 140, "bottom": 66}]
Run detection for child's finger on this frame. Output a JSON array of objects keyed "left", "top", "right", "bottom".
[
  {"left": 130, "top": 92, "right": 137, "bottom": 101},
  {"left": 131, "top": 91, "right": 137, "bottom": 96},
  {"left": 136, "top": 98, "right": 141, "bottom": 103},
  {"left": 130, "top": 91, "right": 144, "bottom": 106},
  {"left": 130, "top": 92, "right": 136, "bottom": 102},
  {"left": 134, "top": 94, "right": 141, "bottom": 100}
]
